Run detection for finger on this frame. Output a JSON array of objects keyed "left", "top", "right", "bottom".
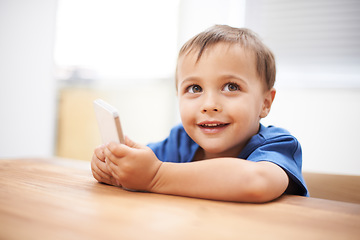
[
  {"left": 125, "top": 136, "right": 144, "bottom": 149},
  {"left": 94, "top": 144, "right": 106, "bottom": 162},
  {"left": 95, "top": 162, "right": 111, "bottom": 182},
  {"left": 110, "top": 176, "right": 121, "bottom": 187},
  {"left": 91, "top": 168, "right": 102, "bottom": 182},
  {"left": 104, "top": 155, "right": 122, "bottom": 183},
  {"left": 104, "top": 148, "right": 119, "bottom": 167},
  {"left": 92, "top": 167, "right": 107, "bottom": 183},
  {"left": 96, "top": 158, "right": 112, "bottom": 176},
  {"left": 105, "top": 158, "right": 123, "bottom": 187},
  {"left": 105, "top": 156, "right": 118, "bottom": 173},
  {"left": 105, "top": 142, "right": 131, "bottom": 159},
  {"left": 91, "top": 159, "right": 111, "bottom": 184}
]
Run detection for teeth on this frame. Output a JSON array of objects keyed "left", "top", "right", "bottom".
[
  {"left": 201, "top": 123, "right": 224, "bottom": 127},
  {"left": 204, "top": 123, "right": 219, "bottom": 127}
]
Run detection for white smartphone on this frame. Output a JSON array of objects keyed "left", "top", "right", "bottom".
[{"left": 93, "top": 99, "right": 125, "bottom": 144}]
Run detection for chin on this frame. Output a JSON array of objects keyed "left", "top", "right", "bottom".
[
  {"left": 201, "top": 145, "right": 228, "bottom": 156},
  {"left": 199, "top": 140, "right": 243, "bottom": 158}
]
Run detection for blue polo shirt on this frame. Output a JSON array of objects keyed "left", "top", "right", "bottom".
[{"left": 148, "top": 123, "right": 309, "bottom": 197}]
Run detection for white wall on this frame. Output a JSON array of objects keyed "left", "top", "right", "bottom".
[
  {"left": 262, "top": 88, "right": 360, "bottom": 175},
  {"left": 0, "top": 0, "right": 58, "bottom": 158},
  {"left": 178, "top": 0, "right": 246, "bottom": 48}
]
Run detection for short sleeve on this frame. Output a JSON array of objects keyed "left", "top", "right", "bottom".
[{"left": 239, "top": 125, "right": 309, "bottom": 197}]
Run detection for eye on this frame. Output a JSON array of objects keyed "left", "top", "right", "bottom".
[
  {"left": 186, "top": 84, "right": 203, "bottom": 93},
  {"left": 223, "top": 82, "right": 240, "bottom": 92}
]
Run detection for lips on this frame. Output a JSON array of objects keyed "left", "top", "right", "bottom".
[
  {"left": 199, "top": 123, "right": 229, "bottom": 128},
  {"left": 197, "top": 121, "right": 230, "bottom": 133}
]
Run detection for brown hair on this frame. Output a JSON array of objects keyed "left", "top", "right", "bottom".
[{"left": 176, "top": 25, "right": 276, "bottom": 90}]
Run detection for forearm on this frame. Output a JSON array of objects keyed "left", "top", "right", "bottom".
[{"left": 150, "top": 158, "right": 288, "bottom": 202}]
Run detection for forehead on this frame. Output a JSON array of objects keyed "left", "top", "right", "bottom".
[
  {"left": 180, "top": 42, "right": 249, "bottom": 62},
  {"left": 176, "top": 42, "right": 258, "bottom": 80}
]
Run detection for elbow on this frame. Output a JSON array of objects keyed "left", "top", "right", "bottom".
[
  {"left": 241, "top": 184, "right": 280, "bottom": 203},
  {"left": 234, "top": 168, "right": 288, "bottom": 203}
]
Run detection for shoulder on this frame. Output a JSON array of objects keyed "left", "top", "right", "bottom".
[
  {"left": 261, "top": 125, "right": 301, "bottom": 160},
  {"left": 240, "top": 124, "right": 300, "bottom": 159},
  {"left": 259, "top": 124, "right": 296, "bottom": 143},
  {"left": 240, "top": 124, "right": 308, "bottom": 197}
]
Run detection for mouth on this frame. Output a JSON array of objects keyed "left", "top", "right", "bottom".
[
  {"left": 198, "top": 123, "right": 230, "bottom": 128},
  {"left": 197, "top": 121, "right": 230, "bottom": 133}
]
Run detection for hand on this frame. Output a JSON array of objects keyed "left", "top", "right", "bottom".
[
  {"left": 104, "top": 137, "right": 162, "bottom": 192},
  {"left": 91, "top": 144, "right": 121, "bottom": 186}
]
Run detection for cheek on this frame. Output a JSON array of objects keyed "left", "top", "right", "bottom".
[
  {"left": 179, "top": 99, "right": 196, "bottom": 123},
  {"left": 228, "top": 99, "right": 259, "bottom": 122},
  {"left": 179, "top": 99, "right": 189, "bottom": 120}
]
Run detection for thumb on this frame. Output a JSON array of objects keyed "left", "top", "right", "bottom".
[
  {"left": 106, "top": 141, "right": 131, "bottom": 158},
  {"left": 124, "top": 136, "right": 144, "bottom": 149}
]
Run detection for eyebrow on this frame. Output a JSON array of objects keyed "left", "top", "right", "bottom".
[
  {"left": 179, "top": 77, "right": 201, "bottom": 88},
  {"left": 217, "top": 74, "right": 250, "bottom": 90},
  {"left": 179, "top": 74, "right": 249, "bottom": 88},
  {"left": 221, "top": 74, "right": 248, "bottom": 84}
]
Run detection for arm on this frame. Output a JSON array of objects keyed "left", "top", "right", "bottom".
[
  {"left": 153, "top": 159, "right": 288, "bottom": 202},
  {"left": 104, "top": 140, "right": 289, "bottom": 203}
]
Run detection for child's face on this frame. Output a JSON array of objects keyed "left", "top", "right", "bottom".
[{"left": 176, "top": 42, "right": 274, "bottom": 159}]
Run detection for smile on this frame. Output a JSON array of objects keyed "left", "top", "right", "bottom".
[
  {"left": 197, "top": 121, "right": 230, "bottom": 133},
  {"left": 199, "top": 123, "right": 229, "bottom": 128}
]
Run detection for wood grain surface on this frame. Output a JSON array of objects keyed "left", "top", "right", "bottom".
[
  {"left": 304, "top": 171, "right": 360, "bottom": 204},
  {"left": 0, "top": 158, "right": 359, "bottom": 240}
]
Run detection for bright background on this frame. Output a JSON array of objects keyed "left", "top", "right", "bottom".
[{"left": 1, "top": 0, "right": 360, "bottom": 175}]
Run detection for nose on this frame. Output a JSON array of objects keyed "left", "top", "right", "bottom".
[
  {"left": 202, "top": 107, "right": 220, "bottom": 113},
  {"left": 201, "top": 93, "right": 222, "bottom": 113}
]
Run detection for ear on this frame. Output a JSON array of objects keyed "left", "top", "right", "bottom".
[{"left": 260, "top": 88, "right": 276, "bottom": 118}]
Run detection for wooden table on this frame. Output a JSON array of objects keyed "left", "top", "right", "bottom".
[{"left": 0, "top": 158, "right": 359, "bottom": 240}]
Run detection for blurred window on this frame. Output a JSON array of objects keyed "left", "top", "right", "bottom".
[
  {"left": 55, "top": 0, "right": 179, "bottom": 85},
  {"left": 245, "top": 0, "right": 360, "bottom": 88}
]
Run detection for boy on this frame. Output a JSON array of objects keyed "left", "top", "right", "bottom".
[{"left": 91, "top": 25, "right": 308, "bottom": 202}]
